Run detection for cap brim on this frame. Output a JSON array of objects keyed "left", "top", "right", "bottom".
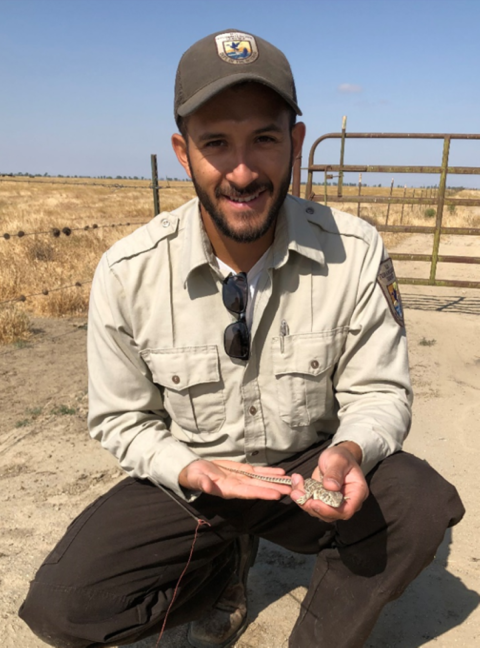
[{"left": 177, "top": 73, "right": 302, "bottom": 118}]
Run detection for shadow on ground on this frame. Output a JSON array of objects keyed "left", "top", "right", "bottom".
[
  {"left": 366, "top": 528, "right": 480, "bottom": 647},
  {"left": 129, "top": 531, "right": 480, "bottom": 648},
  {"left": 403, "top": 293, "right": 480, "bottom": 315}
]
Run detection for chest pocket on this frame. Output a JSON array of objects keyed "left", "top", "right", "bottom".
[
  {"left": 140, "top": 346, "right": 225, "bottom": 434},
  {"left": 271, "top": 328, "right": 348, "bottom": 427}
]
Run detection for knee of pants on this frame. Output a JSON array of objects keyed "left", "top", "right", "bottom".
[
  {"left": 19, "top": 543, "right": 239, "bottom": 648},
  {"left": 19, "top": 580, "right": 89, "bottom": 648},
  {"left": 370, "top": 452, "right": 465, "bottom": 542},
  {"left": 337, "top": 453, "right": 464, "bottom": 548},
  {"left": 19, "top": 577, "right": 153, "bottom": 648},
  {"left": 334, "top": 452, "right": 465, "bottom": 581}
]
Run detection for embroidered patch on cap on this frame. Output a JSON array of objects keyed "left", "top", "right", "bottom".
[
  {"left": 377, "top": 258, "right": 405, "bottom": 327},
  {"left": 215, "top": 32, "right": 259, "bottom": 65}
]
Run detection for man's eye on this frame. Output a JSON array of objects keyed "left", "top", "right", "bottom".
[
  {"left": 204, "top": 140, "right": 226, "bottom": 148},
  {"left": 256, "top": 135, "right": 276, "bottom": 143}
]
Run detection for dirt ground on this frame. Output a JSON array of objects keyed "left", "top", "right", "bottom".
[{"left": 1, "top": 233, "right": 479, "bottom": 648}]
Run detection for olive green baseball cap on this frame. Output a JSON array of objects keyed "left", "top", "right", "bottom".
[{"left": 174, "top": 29, "right": 302, "bottom": 125}]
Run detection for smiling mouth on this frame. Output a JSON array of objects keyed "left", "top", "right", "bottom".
[{"left": 223, "top": 189, "right": 265, "bottom": 204}]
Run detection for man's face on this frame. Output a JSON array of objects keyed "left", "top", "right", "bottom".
[{"left": 173, "top": 84, "right": 305, "bottom": 243}]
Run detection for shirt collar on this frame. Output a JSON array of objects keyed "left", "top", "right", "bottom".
[
  {"left": 270, "top": 195, "right": 325, "bottom": 270},
  {"left": 181, "top": 199, "right": 218, "bottom": 287},
  {"left": 181, "top": 195, "right": 325, "bottom": 286}
]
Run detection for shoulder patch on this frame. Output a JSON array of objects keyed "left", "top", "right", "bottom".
[{"left": 377, "top": 258, "right": 404, "bottom": 327}]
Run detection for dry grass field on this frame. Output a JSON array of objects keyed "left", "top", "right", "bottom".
[
  {"left": 0, "top": 177, "right": 478, "bottom": 344},
  {"left": 0, "top": 178, "right": 196, "bottom": 343}
]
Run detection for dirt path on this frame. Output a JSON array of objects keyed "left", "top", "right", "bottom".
[{"left": 1, "top": 266, "right": 480, "bottom": 646}]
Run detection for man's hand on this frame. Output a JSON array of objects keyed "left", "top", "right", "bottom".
[
  {"left": 290, "top": 442, "right": 369, "bottom": 522},
  {"left": 178, "top": 459, "right": 292, "bottom": 500}
]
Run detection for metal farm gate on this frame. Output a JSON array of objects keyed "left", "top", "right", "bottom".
[{"left": 291, "top": 124, "right": 480, "bottom": 289}]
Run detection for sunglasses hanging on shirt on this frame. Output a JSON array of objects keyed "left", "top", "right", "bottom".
[{"left": 222, "top": 272, "right": 250, "bottom": 361}]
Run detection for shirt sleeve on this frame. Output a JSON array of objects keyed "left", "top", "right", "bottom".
[
  {"left": 329, "top": 228, "right": 413, "bottom": 475},
  {"left": 87, "top": 254, "right": 201, "bottom": 500}
]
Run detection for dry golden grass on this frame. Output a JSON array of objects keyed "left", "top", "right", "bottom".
[
  {"left": 0, "top": 177, "right": 478, "bottom": 344},
  {"left": 0, "top": 178, "right": 196, "bottom": 342},
  {"left": 0, "top": 304, "right": 32, "bottom": 345},
  {"left": 306, "top": 185, "right": 480, "bottom": 248}
]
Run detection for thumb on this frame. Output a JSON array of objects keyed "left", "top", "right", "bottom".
[
  {"left": 197, "top": 474, "right": 217, "bottom": 494},
  {"left": 322, "top": 472, "right": 342, "bottom": 491},
  {"left": 319, "top": 454, "right": 348, "bottom": 491}
]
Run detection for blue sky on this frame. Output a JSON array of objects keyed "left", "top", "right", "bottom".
[{"left": 1, "top": 0, "right": 480, "bottom": 187}]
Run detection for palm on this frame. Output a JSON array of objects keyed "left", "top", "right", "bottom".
[{"left": 182, "top": 459, "right": 291, "bottom": 501}]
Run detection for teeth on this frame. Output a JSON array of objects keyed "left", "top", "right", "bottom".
[{"left": 228, "top": 191, "right": 261, "bottom": 203}]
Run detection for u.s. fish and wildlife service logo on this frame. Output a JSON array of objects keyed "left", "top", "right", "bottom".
[
  {"left": 215, "top": 32, "right": 259, "bottom": 65},
  {"left": 377, "top": 257, "right": 405, "bottom": 327}
]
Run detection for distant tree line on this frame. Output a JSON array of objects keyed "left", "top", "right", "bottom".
[
  {"left": 0, "top": 172, "right": 195, "bottom": 182},
  {"left": 0, "top": 172, "right": 474, "bottom": 191},
  {"left": 0, "top": 172, "right": 151, "bottom": 180}
]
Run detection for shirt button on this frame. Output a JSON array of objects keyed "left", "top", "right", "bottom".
[
  {"left": 249, "top": 406, "right": 257, "bottom": 416},
  {"left": 306, "top": 207, "right": 314, "bottom": 214},
  {"left": 310, "top": 360, "right": 319, "bottom": 369},
  {"left": 250, "top": 450, "right": 259, "bottom": 456},
  {"left": 161, "top": 218, "right": 170, "bottom": 228},
  {"left": 172, "top": 375, "right": 180, "bottom": 384}
]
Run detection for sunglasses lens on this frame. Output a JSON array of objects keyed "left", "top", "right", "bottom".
[
  {"left": 224, "top": 321, "right": 250, "bottom": 360},
  {"left": 222, "top": 273, "right": 248, "bottom": 315}
]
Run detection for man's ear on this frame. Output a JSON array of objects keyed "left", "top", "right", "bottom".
[
  {"left": 291, "top": 121, "right": 306, "bottom": 160},
  {"left": 171, "top": 133, "right": 192, "bottom": 178}
]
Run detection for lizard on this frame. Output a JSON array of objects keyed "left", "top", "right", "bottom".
[{"left": 223, "top": 466, "right": 345, "bottom": 508}]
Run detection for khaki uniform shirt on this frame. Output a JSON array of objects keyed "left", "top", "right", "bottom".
[{"left": 87, "top": 195, "right": 412, "bottom": 500}]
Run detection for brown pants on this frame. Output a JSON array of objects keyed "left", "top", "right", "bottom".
[{"left": 19, "top": 446, "right": 464, "bottom": 648}]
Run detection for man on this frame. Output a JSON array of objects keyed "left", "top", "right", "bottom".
[{"left": 19, "top": 29, "right": 464, "bottom": 648}]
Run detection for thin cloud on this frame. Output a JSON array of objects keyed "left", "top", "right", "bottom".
[{"left": 338, "top": 83, "right": 363, "bottom": 94}]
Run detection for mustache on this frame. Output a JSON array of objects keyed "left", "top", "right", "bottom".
[{"left": 215, "top": 180, "right": 274, "bottom": 199}]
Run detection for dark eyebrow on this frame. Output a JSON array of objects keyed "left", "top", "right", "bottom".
[
  {"left": 197, "top": 132, "right": 226, "bottom": 143},
  {"left": 196, "top": 123, "right": 284, "bottom": 144},
  {"left": 253, "top": 123, "right": 284, "bottom": 135}
]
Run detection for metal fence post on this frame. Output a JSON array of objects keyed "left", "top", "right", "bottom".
[
  {"left": 429, "top": 136, "right": 451, "bottom": 283},
  {"left": 151, "top": 154, "right": 160, "bottom": 217},
  {"left": 400, "top": 185, "right": 406, "bottom": 223},
  {"left": 357, "top": 173, "right": 362, "bottom": 217},
  {"left": 292, "top": 151, "right": 302, "bottom": 197},
  {"left": 338, "top": 116, "right": 347, "bottom": 198},
  {"left": 385, "top": 177, "right": 394, "bottom": 224}
]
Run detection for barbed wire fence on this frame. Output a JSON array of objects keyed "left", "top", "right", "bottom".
[
  {"left": 1, "top": 220, "right": 148, "bottom": 240},
  {"left": 0, "top": 280, "right": 93, "bottom": 307},
  {"left": 0, "top": 154, "right": 170, "bottom": 315},
  {"left": 0, "top": 222, "right": 150, "bottom": 307}
]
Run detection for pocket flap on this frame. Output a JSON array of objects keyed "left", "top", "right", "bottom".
[
  {"left": 141, "top": 346, "right": 220, "bottom": 391},
  {"left": 272, "top": 329, "right": 347, "bottom": 377}
]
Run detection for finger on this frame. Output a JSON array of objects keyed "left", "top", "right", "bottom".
[
  {"left": 290, "top": 473, "right": 306, "bottom": 505},
  {"left": 213, "top": 460, "right": 287, "bottom": 478},
  {"left": 208, "top": 475, "right": 291, "bottom": 501},
  {"left": 239, "top": 484, "right": 289, "bottom": 500},
  {"left": 301, "top": 498, "right": 354, "bottom": 522},
  {"left": 321, "top": 465, "right": 346, "bottom": 491},
  {"left": 317, "top": 452, "right": 351, "bottom": 491}
]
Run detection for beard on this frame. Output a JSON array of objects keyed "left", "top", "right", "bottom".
[{"left": 188, "top": 152, "right": 293, "bottom": 244}]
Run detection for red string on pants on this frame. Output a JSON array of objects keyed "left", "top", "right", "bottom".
[{"left": 155, "top": 518, "right": 211, "bottom": 646}]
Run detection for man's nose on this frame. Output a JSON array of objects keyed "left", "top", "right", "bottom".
[{"left": 225, "top": 153, "right": 259, "bottom": 189}]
